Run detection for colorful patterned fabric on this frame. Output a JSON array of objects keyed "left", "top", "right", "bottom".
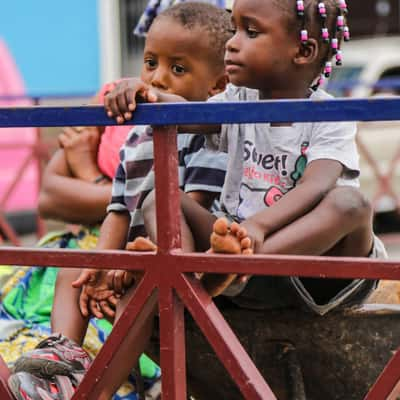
[
  {"left": 134, "top": 0, "right": 233, "bottom": 37},
  {"left": 0, "top": 228, "right": 160, "bottom": 400}
]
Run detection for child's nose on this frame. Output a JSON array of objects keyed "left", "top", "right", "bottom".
[
  {"left": 150, "top": 69, "right": 168, "bottom": 91},
  {"left": 226, "top": 35, "right": 239, "bottom": 52}
]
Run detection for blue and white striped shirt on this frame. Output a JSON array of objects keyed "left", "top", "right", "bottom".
[{"left": 107, "top": 125, "right": 227, "bottom": 241}]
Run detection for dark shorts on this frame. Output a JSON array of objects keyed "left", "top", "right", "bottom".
[{"left": 227, "top": 275, "right": 378, "bottom": 315}]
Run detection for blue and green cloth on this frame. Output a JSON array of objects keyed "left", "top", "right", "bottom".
[{"left": 0, "top": 228, "right": 161, "bottom": 400}]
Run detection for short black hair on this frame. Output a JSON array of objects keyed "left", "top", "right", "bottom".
[{"left": 156, "top": 2, "right": 233, "bottom": 71}]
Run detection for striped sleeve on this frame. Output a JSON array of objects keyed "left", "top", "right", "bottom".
[
  {"left": 178, "top": 134, "right": 227, "bottom": 194},
  {"left": 107, "top": 146, "right": 129, "bottom": 213}
]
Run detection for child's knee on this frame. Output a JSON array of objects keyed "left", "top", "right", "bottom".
[{"left": 326, "top": 187, "right": 372, "bottom": 224}]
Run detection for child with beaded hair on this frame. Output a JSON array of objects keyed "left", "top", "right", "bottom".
[{"left": 105, "top": 0, "right": 387, "bottom": 314}]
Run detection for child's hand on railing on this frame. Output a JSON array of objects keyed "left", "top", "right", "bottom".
[
  {"left": 104, "top": 78, "right": 158, "bottom": 124},
  {"left": 72, "top": 268, "right": 118, "bottom": 319}
]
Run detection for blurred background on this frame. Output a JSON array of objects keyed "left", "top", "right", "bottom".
[{"left": 0, "top": 0, "right": 399, "bottom": 253}]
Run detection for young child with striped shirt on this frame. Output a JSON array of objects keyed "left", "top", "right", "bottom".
[{"left": 8, "top": 3, "right": 232, "bottom": 400}]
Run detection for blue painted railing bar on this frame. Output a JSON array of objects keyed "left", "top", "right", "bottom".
[{"left": 0, "top": 98, "right": 400, "bottom": 128}]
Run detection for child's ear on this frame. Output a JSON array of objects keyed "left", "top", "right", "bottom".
[
  {"left": 208, "top": 73, "right": 229, "bottom": 97},
  {"left": 294, "top": 38, "right": 319, "bottom": 66}
]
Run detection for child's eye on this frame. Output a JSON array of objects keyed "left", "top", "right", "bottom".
[
  {"left": 144, "top": 59, "right": 157, "bottom": 69},
  {"left": 172, "top": 64, "right": 186, "bottom": 75},
  {"left": 246, "top": 28, "right": 259, "bottom": 38}
]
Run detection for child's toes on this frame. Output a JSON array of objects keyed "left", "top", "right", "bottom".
[
  {"left": 241, "top": 237, "right": 252, "bottom": 250},
  {"left": 126, "top": 237, "right": 157, "bottom": 251},
  {"left": 230, "top": 222, "right": 240, "bottom": 235},
  {"left": 237, "top": 226, "right": 248, "bottom": 240},
  {"left": 213, "top": 218, "right": 229, "bottom": 235}
]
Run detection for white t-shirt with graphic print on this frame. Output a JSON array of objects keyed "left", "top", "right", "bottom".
[{"left": 208, "top": 84, "right": 359, "bottom": 221}]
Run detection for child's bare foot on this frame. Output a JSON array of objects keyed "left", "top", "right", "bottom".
[
  {"left": 202, "top": 218, "right": 253, "bottom": 297},
  {"left": 125, "top": 237, "right": 157, "bottom": 252}
]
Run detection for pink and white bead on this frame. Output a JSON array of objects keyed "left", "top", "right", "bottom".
[
  {"left": 322, "top": 27, "right": 330, "bottom": 42},
  {"left": 343, "top": 26, "right": 350, "bottom": 41},
  {"left": 337, "top": 15, "right": 344, "bottom": 30},
  {"left": 331, "top": 37, "right": 338, "bottom": 52},
  {"left": 324, "top": 62, "right": 332, "bottom": 77},
  {"left": 300, "top": 29, "right": 308, "bottom": 44},
  {"left": 297, "top": 0, "right": 305, "bottom": 16},
  {"left": 335, "top": 50, "right": 343, "bottom": 66},
  {"left": 338, "top": 0, "right": 348, "bottom": 13},
  {"left": 318, "top": 2, "right": 327, "bottom": 18}
]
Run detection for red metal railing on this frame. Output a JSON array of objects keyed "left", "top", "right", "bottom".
[{"left": 0, "top": 99, "right": 400, "bottom": 399}]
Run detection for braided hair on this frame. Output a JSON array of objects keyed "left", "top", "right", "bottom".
[{"left": 295, "top": 0, "right": 350, "bottom": 90}]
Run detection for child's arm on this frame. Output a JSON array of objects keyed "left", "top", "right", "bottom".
[
  {"left": 104, "top": 78, "right": 221, "bottom": 134},
  {"left": 241, "top": 159, "right": 344, "bottom": 252},
  {"left": 39, "top": 148, "right": 111, "bottom": 224}
]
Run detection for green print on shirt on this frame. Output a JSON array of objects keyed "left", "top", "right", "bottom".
[{"left": 290, "top": 142, "right": 309, "bottom": 185}]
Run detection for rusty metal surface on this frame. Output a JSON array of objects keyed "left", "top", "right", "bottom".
[{"left": 173, "top": 305, "right": 400, "bottom": 400}]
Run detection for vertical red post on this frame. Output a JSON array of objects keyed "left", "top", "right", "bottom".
[
  {"left": 159, "top": 285, "right": 187, "bottom": 400},
  {"left": 153, "top": 126, "right": 186, "bottom": 399},
  {"left": 153, "top": 126, "right": 181, "bottom": 253}
]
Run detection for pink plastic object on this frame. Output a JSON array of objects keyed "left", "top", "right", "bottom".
[{"left": 0, "top": 39, "right": 38, "bottom": 213}]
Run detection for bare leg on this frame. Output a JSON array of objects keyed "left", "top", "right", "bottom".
[
  {"left": 51, "top": 268, "right": 89, "bottom": 345},
  {"left": 259, "top": 186, "right": 373, "bottom": 257}
]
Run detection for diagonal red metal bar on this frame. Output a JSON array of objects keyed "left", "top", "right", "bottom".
[
  {"left": 0, "top": 356, "right": 13, "bottom": 400},
  {"left": 72, "top": 273, "right": 157, "bottom": 400},
  {"left": 158, "top": 285, "right": 187, "bottom": 400},
  {"left": 0, "top": 379, "right": 13, "bottom": 400},
  {"left": 174, "top": 272, "right": 277, "bottom": 399},
  {"left": 364, "top": 349, "right": 400, "bottom": 399},
  {"left": 153, "top": 126, "right": 181, "bottom": 253}
]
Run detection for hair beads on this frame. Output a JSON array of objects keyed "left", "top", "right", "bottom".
[
  {"left": 343, "top": 26, "right": 350, "bottom": 41},
  {"left": 318, "top": 2, "right": 327, "bottom": 18},
  {"left": 297, "top": 0, "right": 305, "bottom": 16},
  {"left": 301, "top": 29, "right": 309, "bottom": 44},
  {"left": 296, "top": 0, "right": 351, "bottom": 90},
  {"left": 338, "top": 0, "right": 348, "bottom": 13},
  {"left": 335, "top": 50, "right": 342, "bottom": 66},
  {"left": 324, "top": 61, "right": 332, "bottom": 77}
]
